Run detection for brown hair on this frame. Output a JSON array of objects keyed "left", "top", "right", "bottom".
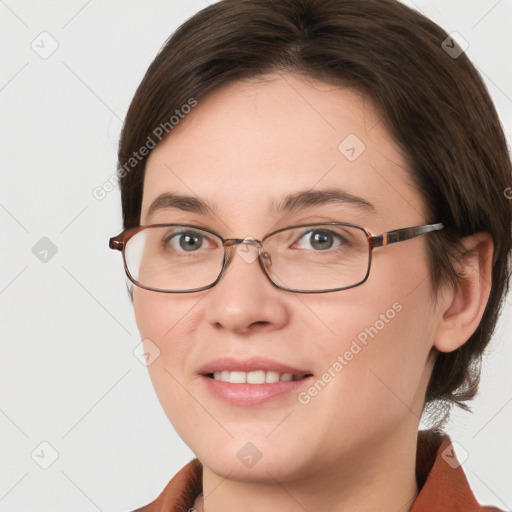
[{"left": 117, "top": 0, "right": 512, "bottom": 413}]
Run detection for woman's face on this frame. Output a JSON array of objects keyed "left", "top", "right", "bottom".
[{"left": 135, "top": 73, "right": 440, "bottom": 482}]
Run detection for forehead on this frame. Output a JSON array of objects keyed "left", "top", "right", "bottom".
[{"left": 141, "top": 73, "right": 425, "bottom": 230}]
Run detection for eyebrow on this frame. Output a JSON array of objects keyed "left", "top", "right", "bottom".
[
  {"left": 145, "top": 188, "right": 375, "bottom": 220},
  {"left": 272, "top": 188, "right": 375, "bottom": 215}
]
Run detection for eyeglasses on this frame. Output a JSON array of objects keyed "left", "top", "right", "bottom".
[{"left": 109, "top": 222, "right": 444, "bottom": 293}]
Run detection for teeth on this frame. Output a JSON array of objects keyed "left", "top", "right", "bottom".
[
  {"left": 247, "top": 370, "right": 266, "bottom": 384},
  {"left": 265, "top": 371, "right": 280, "bottom": 383},
  {"left": 211, "top": 370, "right": 305, "bottom": 384},
  {"left": 229, "top": 371, "right": 246, "bottom": 384}
]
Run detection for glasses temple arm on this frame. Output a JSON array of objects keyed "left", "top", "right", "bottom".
[{"left": 370, "top": 223, "right": 444, "bottom": 248}]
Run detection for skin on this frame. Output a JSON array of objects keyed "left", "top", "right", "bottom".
[{"left": 134, "top": 73, "right": 493, "bottom": 512}]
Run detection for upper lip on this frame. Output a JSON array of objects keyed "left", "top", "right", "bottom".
[{"left": 199, "top": 356, "right": 313, "bottom": 375}]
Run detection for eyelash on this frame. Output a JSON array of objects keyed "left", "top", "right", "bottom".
[{"left": 162, "top": 227, "right": 350, "bottom": 254}]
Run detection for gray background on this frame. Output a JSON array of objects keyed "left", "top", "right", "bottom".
[{"left": 0, "top": 1, "right": 511, "bottom": 510}]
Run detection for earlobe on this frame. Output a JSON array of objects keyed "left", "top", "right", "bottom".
[{"left": 433, "top": 232, "right": 494, "bottom": 353}]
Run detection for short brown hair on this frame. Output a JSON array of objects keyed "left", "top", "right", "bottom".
[{"left": 117, "top": 0, "right": 512, "bottom": 413}]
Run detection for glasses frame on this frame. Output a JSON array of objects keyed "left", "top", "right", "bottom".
[{"left": 109, "top": 222, "right": 445, "bottom": 294}]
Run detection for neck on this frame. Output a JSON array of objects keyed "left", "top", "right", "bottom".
[{"left": 198, "top": 426, "right": 420, "bottom": 512}]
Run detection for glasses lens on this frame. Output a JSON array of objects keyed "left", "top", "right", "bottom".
[
  {"left": 123, "top": 224, "right": 370, "bottom": 293},
  {"left": 124, "top": 226, "right": 224, "bottom": 291},
  {"left": 262, "top": 224, "right": 370, "bottom": 291}
]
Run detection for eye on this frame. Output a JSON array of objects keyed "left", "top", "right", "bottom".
[
  {"left": 294, "top": 229, "right": 346, "bottom": 251},
  {"left": 165, "top": 230, "right": 213, "bottom": 252}
]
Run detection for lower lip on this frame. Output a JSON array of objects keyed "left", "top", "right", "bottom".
[{"left": 200, "top": 375, "right": 314, "bottom": 406}]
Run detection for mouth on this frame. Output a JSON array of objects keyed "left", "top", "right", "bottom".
[
  {"left": 198, "top": 357, "right": 314, "bottom": 406},
  {"left": 206, "top": 370, "right": 312, "bottom": 384}
]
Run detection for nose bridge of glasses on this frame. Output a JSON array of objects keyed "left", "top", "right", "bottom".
[
  {"left": 223, "top": 237, "right": 263, "bottom": 249},
  {"left": 222, "top": 237, "right": 272, "bottom": 267}
]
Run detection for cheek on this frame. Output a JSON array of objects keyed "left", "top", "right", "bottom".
[
  {"left": 304, "top": 250, "right": 436, "bottom": 423},
  {"left": 133, "top": 289, "right": 168, "bottom": 338},
  {"left": 133, "top": 288, "right": 200, "bottom": 345},
  {"left": 132, "top": 289, "right": 215, "bottom": 436},
  {"left": 133, "top": 289, "right": 198, "bottom": 411}
]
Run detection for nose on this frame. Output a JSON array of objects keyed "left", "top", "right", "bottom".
[{"left": 203, "top": 240, "right": 289, "bottom": 334}]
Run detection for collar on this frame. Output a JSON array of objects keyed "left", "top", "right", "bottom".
[{"left": 133, "top": 430, "right": 501, "bottom": 512}]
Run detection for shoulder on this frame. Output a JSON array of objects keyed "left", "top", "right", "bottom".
[{"left": 413, "top": 431, "right": 506, "bottom": 512}]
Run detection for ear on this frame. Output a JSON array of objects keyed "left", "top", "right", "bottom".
[{"left": 433, "top": 232, "right": 494, "bottom": 353}]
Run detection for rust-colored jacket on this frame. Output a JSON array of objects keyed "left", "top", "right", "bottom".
[{"left": 132, "top": 431, "right": 503, "bottom": 511}]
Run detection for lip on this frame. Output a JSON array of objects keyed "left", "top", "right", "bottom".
[
  {"left": 198, "top": 356, "right": 312, "bottom": 375},
  {"left": 198, "top": 356, "right": 314, "bottom": 407}
]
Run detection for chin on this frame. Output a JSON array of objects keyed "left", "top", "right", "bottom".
[{"left": 189, "top": 434, "right": 313, "bottom": 484}]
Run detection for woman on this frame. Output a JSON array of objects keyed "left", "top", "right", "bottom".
[{"left": 109, "top": 0, "right": 511, "bottom": 510}]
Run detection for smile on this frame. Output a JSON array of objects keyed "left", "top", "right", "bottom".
[{"left": 209, "top": 370, "right": 309, "bottom": 384}]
